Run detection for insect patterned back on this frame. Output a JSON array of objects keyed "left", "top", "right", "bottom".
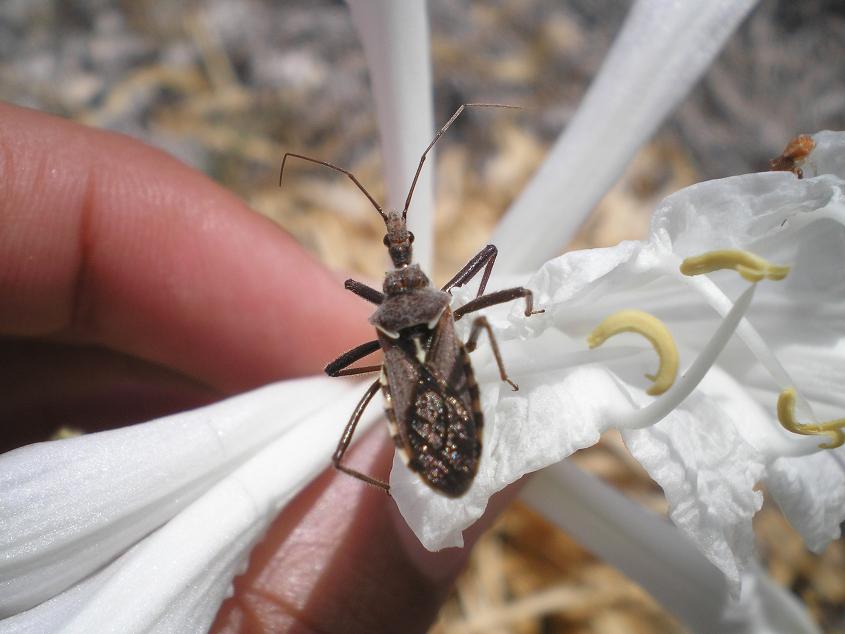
[
  {"left": 405, "top": 362, "right": 481, "bottom": 496},
  {"left": 379, "top": 311, "right": 483, "bottom": 497}
]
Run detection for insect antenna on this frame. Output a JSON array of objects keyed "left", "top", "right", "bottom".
[
  {"left": 280, "top": 152, "right": 387, "bottom": 222},
  {"left": 402, "top": 103, "right": 522, "bottom": 220}
]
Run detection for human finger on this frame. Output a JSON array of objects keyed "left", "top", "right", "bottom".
[{"left": 0, "top": 102, "right": 372, "bottom": 393}]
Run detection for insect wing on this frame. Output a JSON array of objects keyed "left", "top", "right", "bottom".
[
  {"left": 406, "top": 366, "right": 480, "bottom": 496},
  {"left": 379, "top": 310, "right": 482, "bottom": 497}
]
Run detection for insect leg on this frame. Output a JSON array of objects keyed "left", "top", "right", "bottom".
[
  {"left": 325, "top": 340, "right": 381, "bottom": 377},
  {"left": 442, "top": 244, "right": 497, "bottom": 297},
  {"left": 333, "top": 379, "right": 390, "bottom": 493},
  {"left": 344, "top": 279, "right": 384, "bottom": 305},
  {"left": 465, "top": 316, "right": 518, "bottom": 391},
  {"left": 454, "top": 287, "right": 544, "bottom": 321}
]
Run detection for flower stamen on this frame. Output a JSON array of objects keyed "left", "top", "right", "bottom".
[
  {"left": 680, "top": 250, "right": 790, "bottom": 283},
  {"left": 615, "top": 284, "right": 756, "bottom": 431},
  {"left": 777, "top": 387, "right": 845, "bottom": 449},
  {"left": 587, "top": 309, "right": 678, "bottom": 395}
]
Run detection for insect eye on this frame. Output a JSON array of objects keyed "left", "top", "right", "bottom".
[
  {"left": 383, "top": 235, "right": 390, "bottom": 246},
  {"left": 408, "top": 232, "right": 415, "bottom": 244}
]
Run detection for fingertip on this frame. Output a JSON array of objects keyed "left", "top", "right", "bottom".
[{"left": 0, "top": 102, "right": 372, "bottom": 390}]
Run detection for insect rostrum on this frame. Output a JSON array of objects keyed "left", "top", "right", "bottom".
[{"left": 282, "top": 104, "right": 542, "bottom": 497}]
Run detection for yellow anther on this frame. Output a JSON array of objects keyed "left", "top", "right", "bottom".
[
  {"left": 587, "top": 310, "right": 679, "bottom": 396},
  {"left": 680, "top": 250, "right": 790, "bottom": 283},
  {"left": 777, "top": 387, "right": 845, "bottom": 449}
]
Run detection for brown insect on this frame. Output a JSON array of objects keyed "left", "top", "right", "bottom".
[
  {"left": 280, "top": 104, "right": 543, "bottom": 497},
  {"left": 769, "top": 134, "right": 815, "bottom": 179}
]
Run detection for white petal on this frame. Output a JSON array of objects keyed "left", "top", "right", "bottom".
[
  {"left": 650, "top": 171, "right": 845, "bottom": 267},
  {"left": 511, "top": 172, "right": 845, "bottom": 376},
  {"left": 516, "top": 239, "right": 648, "bottom": 313},
  {"left": 522, "top": 462, "right": 819, "bottom": 634},
  {"left": 391, "top": 361, "right": 637, "bottom": 551},
  {"left": 521, "top": 460, "right": 731, "bottom": 631},
  {"left": 765, "top": 451, "right": 845, "bottom": 554},
  {"left": 0, "top": 377, "right": 359, "bottom": 616},
  {"left": 500, "top": 239, "right": 673, "bottom": 349},
  {"left": 727, "top": 342, "right": 845, "bottom": 436},
  {"left": 493, "top": 0, "right": 757, "bottom": 272},
  {"left": 347, "top": 0, "right": 436, "bottom": 268},
  {"left": 774, "top": 344, "right": 845, "bottom": 417},
  {"left": 805, "top": 131, "right": 845, "bottom": 179},
  {"left": 725, "top": 567, "right": 821, "bottom": 634},
  {"left": 1, "top": 379, "right": 380, "bottom": 632},
  {"left": 623, "top": 391, "right": 766, "bottom": 595}
]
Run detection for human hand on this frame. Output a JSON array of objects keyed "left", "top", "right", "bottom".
[{"left": 0, "top": 102, "right": 512, "bottom": 633}]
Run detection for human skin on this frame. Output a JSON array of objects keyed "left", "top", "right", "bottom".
[{"left": 0, "top": 102, "right": 515, "bottom": 633}]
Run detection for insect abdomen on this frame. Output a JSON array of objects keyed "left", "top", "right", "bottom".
[{"left": 382, "top": 357, "right": 481, "bottom": 497}]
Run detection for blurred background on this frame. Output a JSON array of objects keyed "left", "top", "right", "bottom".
[{"left": 2, "top": 0, "right": 843, "bottom": 631}]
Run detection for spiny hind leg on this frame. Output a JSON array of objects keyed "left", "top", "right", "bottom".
[
  {"left": 332, "top": 379, "right": 391, "bottom": 494},
  {"left": 465, "top": 316, "right": 518, "bottom": 391}
]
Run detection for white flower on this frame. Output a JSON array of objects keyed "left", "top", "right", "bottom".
[
  {"left": 391, "top": 165, "right": 845, "bottom": 593},
  {"left": 1, "top": 378, "right": 381, "bottom": 631}
]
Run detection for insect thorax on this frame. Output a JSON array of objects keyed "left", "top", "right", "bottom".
[{"left": 368, "top": 265, "right": 451, "bottom": 337}]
